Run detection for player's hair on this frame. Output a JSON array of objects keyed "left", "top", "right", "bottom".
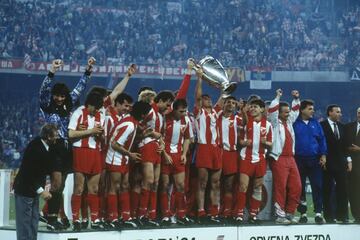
[
  {"left": 247, "top": 94, "right": 261, "bottom": 102},
  {"left": 85, "top": 92, "right": 103, "bottom": 110},
  {"left": 154, "top": 91, "right": 175, "bottom": 103},
  {"left": 89, "top": 86, "right": 109, "bottom": 99},
  {"left": 249, "top": 99, "right": 265, "bottom": 109},
  {"left": 115, "top": 93, "right": 133, "bottom": 105},
  {"left": 138, "top": 86, "right": 154, "bottom": 95},
  {"left": 42, "top": 83, "right": 72, "bottom": 117},
  {"left": 173, "top": 98, "right": 188, "bottom": 110},
  {"left": 131, "top": 101, "right": 152, "bottom": 121},
  {"left": 138, "top": 89, "right": 156, "bottom": 103},
  {"left": 224, "top": 96, "right": 237, "bottom": 103}
]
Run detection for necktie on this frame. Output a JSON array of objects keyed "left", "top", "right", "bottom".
[{"left": 333, "top": 122, "right": 339, "bottom": 140}]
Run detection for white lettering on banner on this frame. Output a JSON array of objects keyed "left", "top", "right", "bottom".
[
  {"left": 63, "top": 64, "right": 70, "bottom": 71},
  {"left": 1, "top": 61, "right": 10, "bottom": 68},
  {"left": 173, "top": 67, "right": 180, "bottom": 75},
  {"left": 139, "top": 65, "right": 146, "bottom": 73},
  {"left": 99, "top": 65, "right": 107, "bottom": 73},
  {"left": 249, "top": 235, "right": 331, "bottom": 240},
  {"left": 108, "top": 65, "right": 115, "bottom": 73},
  {"left": 147, "top": 66, "right": 155, "bottom": 73},
  {"left": 79, "top": 65, "right": 86, "bottom": 73},
  {"left": 38, "top": 63, "right": 46, "bottom": 71}
]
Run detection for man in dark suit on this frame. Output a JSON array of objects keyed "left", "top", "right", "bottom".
[
  {"left": 345, "top": 107, "right": 360, "bottom": 223},
  {"left": 14, "top": 124, "right": 58, "bottom": 240},
  {"left": 320, "top": 105, "right": 350, "bottom": 223}
]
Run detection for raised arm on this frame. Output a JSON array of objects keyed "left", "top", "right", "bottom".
[
  {"left": 289, "top": 90, "right": 300, "bottom": 123},
  {"left": 39, "top": 59, "right": 62, "bottom": 110},
  {"left": 108, "top": 64, "right": 136, "bottom": 103},
  {"left": 267, "top": 89, "right": 282, "bottom": 127},
  {"left": 194, "top": 68, "right": 204, "bottom": 110},
  {"left": 176, "top": 58, "right": 195, "bottom": 99},
  {"left": 70, "top": 57, "right": 96, "bottom": 105}
]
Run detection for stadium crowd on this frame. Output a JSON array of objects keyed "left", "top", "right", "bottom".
[{"left": 0, "top": 0, "right": 359, "bottom": 70}]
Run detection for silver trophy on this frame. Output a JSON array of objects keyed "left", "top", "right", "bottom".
[{"left": 193, "top": 56, "right": 237, "bottom": 95}]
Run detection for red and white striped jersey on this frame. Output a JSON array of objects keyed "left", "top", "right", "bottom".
[
  {"left": 218, "top": 112, "right": 242, "bottom": 151},
  {"left": 106, "top": 115, "right": 138, "bottom": 166},
  {"left": 163, "top": 113, "right": 191, "bottom": 154},
  {"left": 194, "top": 106, "right": 219, "bottom": 145},
  {"left": 104, "top": 112, "right": 123, "bottom": 145},
  {"left": 139, "top": 103, "right": 163, "bottom": 147},
  {"left": 240, "top": 118, "right": 273, "bottom": 163},
  {"left": 68, "top": 106, "right": 105, "bottom": 150}
]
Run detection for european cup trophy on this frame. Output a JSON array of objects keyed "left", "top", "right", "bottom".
[{"left": 192, "top": 56, "right": 237, "bottom": 96}]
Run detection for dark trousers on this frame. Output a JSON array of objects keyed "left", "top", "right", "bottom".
[
  {"left": 349, "top": 158, "right": 360, "bottom": 221},
  {"left": 323, "top": 167, "right": 349, "bottom": 221},
  {"left": 295, "top": 156, "right": 323, "bottom": 214},
  {"left": 15, "top": 194, "right": 39, "bottom": 240}
]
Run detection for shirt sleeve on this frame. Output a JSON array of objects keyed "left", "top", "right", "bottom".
[
  {"left": 70, "top": 73, "right": 91, "bottom": 105},
  {"left": 317, "top": 121, "right": 327, "bottom": 155},
  {"left": 176, "top": 74, "right": 191, "bottom": 99},
  {"left": 39, "top": 73, "right": 53, "bottom": 110},
  {"left": 68, "top": 108, "right": 82, "bottom": 130}
]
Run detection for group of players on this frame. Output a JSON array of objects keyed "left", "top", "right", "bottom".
[{"left": 39, "top": 57, "right": 302, "bottom": 231}]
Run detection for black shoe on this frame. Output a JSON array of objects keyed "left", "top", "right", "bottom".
[
  {"left": 108, "top": 220, "right": 122, "bottom": 230},
  {"left": 81, "top": 220, "right": 89, "bottom": 229},
  {"left": 138, "top": 216, "right": 148, "bottom": 227},
  {"left": 235, "top": 216, "right": 244, "bottom": 225},
  {"left": 161, "top": 217, "right": 172, "bottom": 226},
  {"left": 248, "top": 216, "right": 261, "bottom": 225},
  {"left": 73, "top": 221, "right": 81, "bottom": 231},
  {"left": 47, "top": 220, "right": 65, "bottom": 231},
  {"left": 39, "top": 215, "right": 48, "bottom": 224},
  {"left": 208, "top": 216, "right": 222, "bottom": 224},
  {"left": 123, "top": 218, "right": 138, "bottom": 228},
  {"left": 133, "top": 217, "right": 145, "bottom": 227},
  {"left": 315, "top": 215, "right": 324, "bottom": 224},
  {"left": 299, "top": 215, "right": 308, "bottom": 224},
  {"left": 61, "top": 217, "right": 71, "bottom": 229},
  {"left": 91, "top": 219, "right": 106, "bottom": 230},
  {"left": 146, "top": 219, "right": 160, "bottom": 227},
  {"left": 177, "top": 216, "right": 193, "bottom": 225}
]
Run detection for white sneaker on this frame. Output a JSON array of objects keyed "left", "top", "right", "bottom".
[
  {"left": 275, "top": 217, "right": 291, "bottom": 225},
  {"left": 286, "top": 213, "right": 298, "bottom": 224}
]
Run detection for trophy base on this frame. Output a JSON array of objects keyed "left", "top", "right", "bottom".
[{"left": 223, "top": 82, "right": 237, "bottom": 95}]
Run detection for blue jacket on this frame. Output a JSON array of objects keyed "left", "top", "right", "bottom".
[{"left": 293, "top": 117, "right": 327, "bottom": 157}]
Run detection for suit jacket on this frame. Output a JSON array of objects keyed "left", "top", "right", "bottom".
[
  {"left": 320, "top": 120, "right": 347, "bottom": 171},
  {"left": 13, "top": 137, "right": 53, "bottom": 198},
  {"left": 345, "top": 121, "right": 360, "bottom": 161}
]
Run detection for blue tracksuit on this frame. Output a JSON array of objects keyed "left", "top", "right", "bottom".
[{"left": 293, "top": 117, "right": 327, "bottom": 214}]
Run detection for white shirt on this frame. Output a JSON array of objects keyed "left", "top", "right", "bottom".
[{"left": 327, "top": 118, "right": 339, "bottom": 137}]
